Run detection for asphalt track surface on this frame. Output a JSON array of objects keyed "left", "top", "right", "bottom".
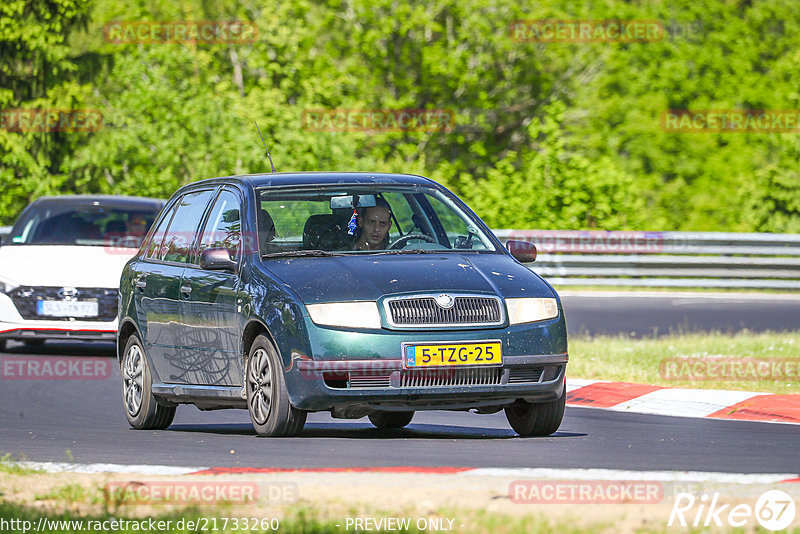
[
  {"left": 561, "top": 292, "right": 800, "bottom": 337},
  {"left": 1, "top": 294, "right": 798, "bottom": 474}
]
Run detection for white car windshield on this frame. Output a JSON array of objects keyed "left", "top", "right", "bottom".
[
  {"left": 8, "top": 202, "right": 160, "bottom": 247},
  {"left": 258, "top": 185, "right": 497, "bottom": 256}
]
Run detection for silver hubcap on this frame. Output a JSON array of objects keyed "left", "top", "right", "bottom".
[
  {"left": 123, "top": 344, "right": 144, "bottom": 417},
  {"left": 248, "top": 348, "right": 272, "bottom": 425}
]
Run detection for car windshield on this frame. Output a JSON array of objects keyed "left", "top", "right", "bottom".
[
  {"left": 7, "top": 201, "right": 160, "bottom": 247},
  {"left": 257, "top": 185, "right": 497, "bottom": 256}
]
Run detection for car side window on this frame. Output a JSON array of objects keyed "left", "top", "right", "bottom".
[
  {"left": 145, "top": 203, "right": 178, "bottom": 259},
  {"left": 197, "top": 190, "right": 241, "bottom": 263},
  {"left": 160, "top": 190, "right": 215, "bottom": 263}
]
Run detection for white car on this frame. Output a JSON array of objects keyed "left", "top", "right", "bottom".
[{"left": 0, "top": 195, "right": 164, "bottom": 350}]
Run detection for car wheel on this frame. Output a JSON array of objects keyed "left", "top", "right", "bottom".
[
  {"left": 246, "top": 335, "right": 306, "bottom": 437},
  {"left": 121, "top": 334, "right": 176, "bottom": 430},
  {"left": 505, "top": 394, "right": 565, "bottom": 437},
  {"left": 368, "top": 411, "right": 414, "bottom": 429}
]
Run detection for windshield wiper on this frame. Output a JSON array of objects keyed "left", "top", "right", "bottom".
[
  {"left": 374, "top": 249, "right": 447, "bottom": 255},
  {"left": 262, "top": 250, "right": 347, "bottom": 258}
]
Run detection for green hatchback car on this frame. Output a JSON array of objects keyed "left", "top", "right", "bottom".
[{"left": 117, "top": 172, "right": 568, "bottom": 437}]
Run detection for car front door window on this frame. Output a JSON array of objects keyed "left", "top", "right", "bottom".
[{"left": 160, "top": 190, "right": 215, "bottom": 263}]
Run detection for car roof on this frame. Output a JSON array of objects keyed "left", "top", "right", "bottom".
[
  {"left": 184, "top": 172, "right": 438, "bottom": 190},
  {"left": 31, "top": 195, "right": 165, "bottom": 210}
]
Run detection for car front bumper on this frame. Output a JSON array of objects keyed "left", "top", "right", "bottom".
[
  {"left": 0, "top": 294, "right": 117, "bottom": 342},
  {"left": 280, "top": 313, "right": 569, "bottom": 413},
  {"left": 287, "top": 354, "right": 567, "bottom": 413}
]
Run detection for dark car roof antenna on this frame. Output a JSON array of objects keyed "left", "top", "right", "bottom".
[{"left": 254, "top": 121, "right": 276, "bottom": 173}]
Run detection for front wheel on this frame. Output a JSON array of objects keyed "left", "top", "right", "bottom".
[
  {"left": 246, "top": 335, "right": 306, "bottom": 437},
  {"left": 505, "top": 394, "right": 565, "bottom": 437},
  {"left": 368, "top": 411, "right": 414, "bottom": 429},
  {"left": 121, "top": 334, "right": 175, "bottom": 430}
]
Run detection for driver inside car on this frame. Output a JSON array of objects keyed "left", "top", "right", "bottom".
[{"left": 352, "top": 198, "right": 393, "bottom": 251}]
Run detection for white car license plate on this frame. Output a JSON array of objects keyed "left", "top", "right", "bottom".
[{"left": 37, "top": 300, "right": 99, "bottom": 318}]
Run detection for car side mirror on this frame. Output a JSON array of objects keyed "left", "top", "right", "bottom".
[
  {"left": 506, "top": 240, "right": 537, "bottom": 263},
  {"left": 199, "top": 247, "right": 237, "bottom": 273}
]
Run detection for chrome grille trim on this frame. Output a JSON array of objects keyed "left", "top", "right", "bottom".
[{"left": 383, "top": 294, "right": 504, "bottom": 328}]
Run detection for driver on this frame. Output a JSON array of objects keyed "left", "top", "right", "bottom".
[{"left": 352, "top": 198, "right": 392, "bottom": 251}]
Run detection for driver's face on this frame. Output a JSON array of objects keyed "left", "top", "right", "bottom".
[{"left": 358, "top": 206, "right": 392, "bottom": 248}]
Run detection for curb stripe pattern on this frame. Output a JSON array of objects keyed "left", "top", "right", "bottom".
[
  {"left": 566, "top": 380, "right": 800, "bottom": 424},
  {"left": 17, "top": 461, "right": 800, "bottom": 483}
]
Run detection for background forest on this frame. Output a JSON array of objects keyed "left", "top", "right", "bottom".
[{"left": 1, "top": 0, "right": 799, "bottom": 231}]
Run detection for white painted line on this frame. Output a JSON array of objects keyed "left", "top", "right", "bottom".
[
  {"left": 610, "top": 388, "right": 761, "bottom": 418},
  {"left": 19, "top": 461, "right": 207, "bottom": 475},
  {"left": 464, "top": 468, "right": 798, "bottom": 484}
]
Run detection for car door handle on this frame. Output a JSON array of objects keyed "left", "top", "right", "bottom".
[
  {"left": 134, "top": 279, "right": 147, "bottom": 290},
  {"left": 180, "top": 285, "right": 192, "bottom": 296}
]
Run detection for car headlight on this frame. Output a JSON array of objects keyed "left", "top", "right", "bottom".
[
  {"left": 0, "top": 276, "right": 19, "bottom": 295},
  {"left": 506, "top": 297, "right": 559, "bottom": 324},
  {"left": 306, "top": 302, "right": 382, "bottom": 329}
]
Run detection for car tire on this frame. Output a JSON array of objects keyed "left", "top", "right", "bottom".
[
  {"left": 505, "top": 394, "right": 565, "bottom": 437},
  {"left": 121, "top": 334, "right": 176, "bottom": 430},
  {"left": 368, "top": 411, "right": 414, "bottom": 429},
  {"left": 246, "top": 335, "right": 306, "bottom": 437}
]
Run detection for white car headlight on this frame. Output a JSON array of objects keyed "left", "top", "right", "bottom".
[
  {"left": 506, "top": 297, "right": 559, "bottom": 325},
  {"left": 306, "top": 301, "right": 382, "bottom": 329},
  {"left": 0, "top": 276, "right": 19, "bottom": 295}
]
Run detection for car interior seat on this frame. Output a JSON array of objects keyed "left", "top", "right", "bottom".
[
  {"left": 258, "top": 208, "right": 276, "bottom": 254},
  {"left": 302, "top": 214, "right": 350, "bottom": 251},
  {"left": 45, "top": 214, "right": 101, "bottom": 243},
  {"left": 105, "top": 219, "right": 127, "bottom": 235}
]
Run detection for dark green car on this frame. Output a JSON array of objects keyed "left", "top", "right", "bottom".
[{"left": 117, "top": 172, "right": 568, "bottom": 437}]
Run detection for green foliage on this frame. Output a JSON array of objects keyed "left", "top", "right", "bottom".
[{"left": 1, "top": 0, "right": 799, "bottom": 232}]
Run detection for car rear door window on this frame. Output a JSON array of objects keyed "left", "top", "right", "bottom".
[
  {"left": 197, "top": 190, "right": 242, "bottom": 262},
  {"left": 160, "top": 190, "right": 215, "bottom": 263}
]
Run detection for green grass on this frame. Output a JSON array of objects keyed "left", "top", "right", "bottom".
[
  {"left": 569, "top": 331, "right": 800, "bottom": 394},
  {"left": 0, "top": 454, "right": 41, "bottom": 476},
  {"left": 34, "top": 483, "right": 93, "bottom": 505}
]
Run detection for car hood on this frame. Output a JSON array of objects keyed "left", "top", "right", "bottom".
[
  {"left": 0, "top": 245, "right": 138, "bottom": 288},
  {"left": 261, "top": 253, "right": 555, "bottom": 303}
]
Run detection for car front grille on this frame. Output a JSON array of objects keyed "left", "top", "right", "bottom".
[
  {"left": 341, "top": 367, "right": 504, "bottom": 389},
  {"left": 8, "top": 286, "right": 117, "bottom": 322},
  {"left": 400, "top": 367, "right": 503, "bottom": 387},
  {"left": 385, "top": 295, "right": 503, "bottom": 327}
]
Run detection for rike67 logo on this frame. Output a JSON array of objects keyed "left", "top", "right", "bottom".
[{"left": 669, "top": 490, "right": 797, "bottom": 531}]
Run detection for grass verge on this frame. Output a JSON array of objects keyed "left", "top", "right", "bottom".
[
  {"left": 0, "top": 454, "right": 41, "bottom": 476},
  {"left": 569, "top": 330, "right": 800, "bottom": 394}
]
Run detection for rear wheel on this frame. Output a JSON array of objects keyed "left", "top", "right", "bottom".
[
  {"left": 505, "top": 394, "right": 565, "bottom": 437},
  {"left": 121, "top": 334, "right": 175, "bottom": 430},
  {"left": 246, "top": 335, "right": 306, "bottom": 437},
  {"left": 368, "top": 411, "right": 414, "bottom": 429}
]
